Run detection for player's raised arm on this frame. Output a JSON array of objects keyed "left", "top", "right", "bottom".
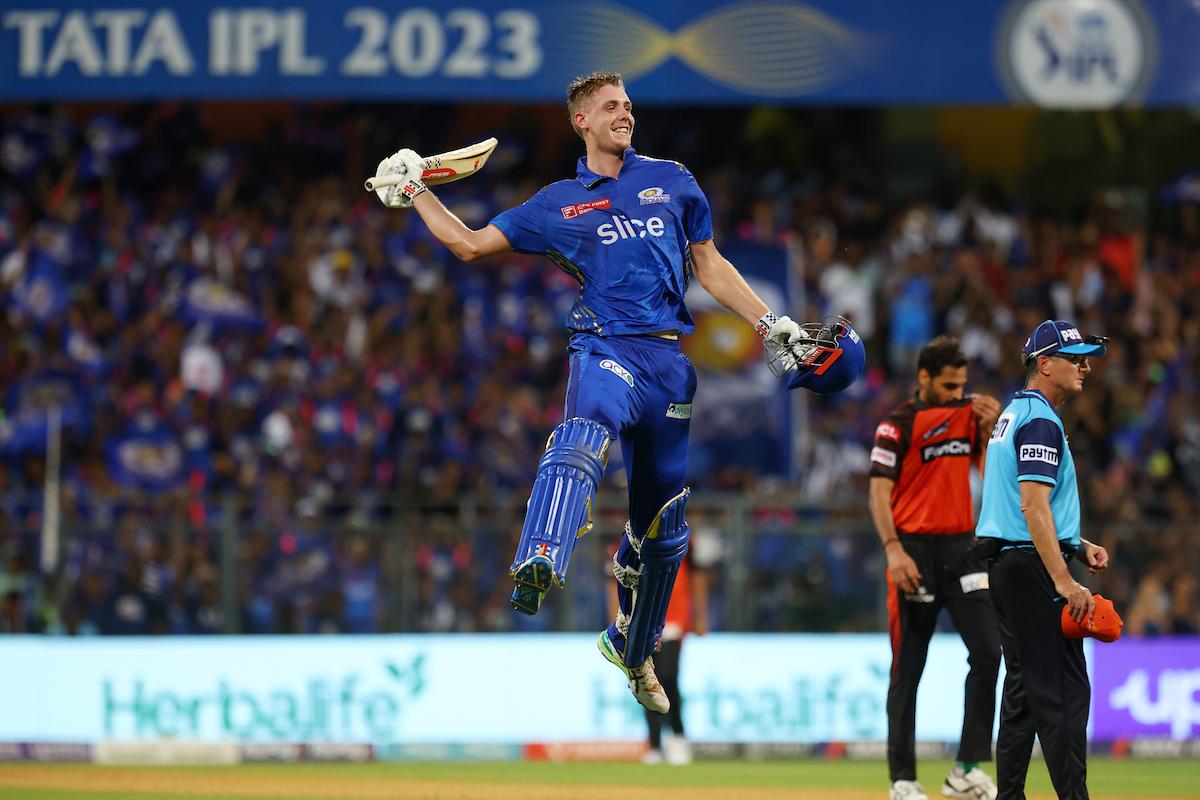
[
  {"left": 689, "top": 239, "right": 770, "bottom": 325},
  {"left": 373, "top": 148, "right": 511, "bottom": 262}
]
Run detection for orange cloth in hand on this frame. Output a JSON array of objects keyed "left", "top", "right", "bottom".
[{"left": 1061, "top": 593, "right": 1123, "bottom": 643}]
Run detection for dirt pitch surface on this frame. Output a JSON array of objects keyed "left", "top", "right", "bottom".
[{"left": 0, "top": 761, "right": 1192, "bottom": 800}]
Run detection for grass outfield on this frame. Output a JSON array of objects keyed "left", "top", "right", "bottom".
[{"left": 0, "top": 759, "right": 1194, "bottom": 800}]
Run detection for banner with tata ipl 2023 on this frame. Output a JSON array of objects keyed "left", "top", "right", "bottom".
[
  {"left": 1092, "top": 639, "right": 1200, "bottom": 741},
  {"left": 0, "top": 635, "right": 995, "bottom": 745},
  {"left": 4, "top": 0, "right": 1200, "bottom": 105}
]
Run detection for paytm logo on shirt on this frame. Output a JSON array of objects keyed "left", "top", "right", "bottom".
[
  {"left": 596, "top": 215, "right": 666, "bottom": 245},
  {"left": 1020, "top": 444, "right": 1060, "bottom": 465}
]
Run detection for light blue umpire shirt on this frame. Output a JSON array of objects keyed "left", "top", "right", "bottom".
[{"left": 976, "top": 388, "right": 1081, "bottom": 550}]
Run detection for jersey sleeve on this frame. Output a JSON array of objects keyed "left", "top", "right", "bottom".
[
  {"left": 677, "top": 164, "right": 714, "bottom": 244},
  {"left": 1013, "top": 418, "right": 1064, "bottom": 485},
  {"left": 869, "top": 416, "right": 907, "bottom": 480},
  {"left": 969, "top": 398, "right": 987, "bottom": 459},
  {"left": 489, "top": 188, "right": 550, "bottom": 255}
]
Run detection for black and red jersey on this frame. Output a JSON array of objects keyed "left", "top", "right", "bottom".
[{"left": 869, "top": 396, "right": 984, "bottom": 535}]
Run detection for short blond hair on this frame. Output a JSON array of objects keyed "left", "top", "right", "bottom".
[{"left": 566, "top": 72, "right": 624, "bottom": 139}]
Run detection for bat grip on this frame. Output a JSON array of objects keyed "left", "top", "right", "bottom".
[{"left": 364, "top": 174, "right": 405, "bottom": 191}]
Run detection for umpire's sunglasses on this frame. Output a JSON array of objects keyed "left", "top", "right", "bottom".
[
  {"left": 1051, "top": 337, "right": 1109, "bottom": 367},
  {"left": 1025, "top": 334, "right": 1110, "bottom": 366}
]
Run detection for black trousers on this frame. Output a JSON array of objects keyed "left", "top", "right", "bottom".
[
  {"left": 989, "top": 547, "right": 1089, "bottom": 800},
  {"left": 645, "top": 638, "right": 684, "bottom": 748},
  {"left": 887, "top": 533, "right": 1001, "bottom": 782}
]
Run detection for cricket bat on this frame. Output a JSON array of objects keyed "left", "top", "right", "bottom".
[{"left": 364, "top": 137, "right": 499, "bottom": 191}]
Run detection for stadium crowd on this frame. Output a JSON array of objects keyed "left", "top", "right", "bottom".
[{"left": 0, "top": 103, "right": 1197, "bottom": 637}]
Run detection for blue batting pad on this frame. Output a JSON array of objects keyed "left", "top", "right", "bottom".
[
  {"left": 622, "top": 488, "right": 690, "bottom": 667},
  {"left": 510, "top": 417, "right": 610, "bottom": 586}
]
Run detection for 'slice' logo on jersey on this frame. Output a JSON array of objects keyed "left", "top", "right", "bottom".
[
  {"left": 596, "top": 215, "right": 666, "bottom": 245},
  {"left": 870, "top": 447, "right": 897, "bottom": 468},
  {"left": 561, "top": 198, "right": 611, "bottom": 219},
  {"left": 922, "top": 419, "right": 952, "bottom": 441},
  {"left": 875, "top": 423, "right": 900, "bottom": 442},
  {"left": 665, "top": 402, "right": 692, "bottom": 420},
  {"left": 1020, "top": 444, "right": 1060, "bottom": 465},
  {"left": 638, "top": 187, "right": 671, "bottom": 205},
  {"left": 921, "top": 438, "right": 971, "bottom": 462},
  {"left": 599, "top": 359, "right": 634, "bottom": 387}
]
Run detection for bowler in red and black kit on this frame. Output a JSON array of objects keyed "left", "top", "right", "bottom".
[{"left": 869, "top": 337, "right": 1003, "bottom": 800}]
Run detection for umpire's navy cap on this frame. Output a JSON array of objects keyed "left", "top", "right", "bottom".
[{"left": 1022, "top": 320, "right": 1108, "bottom": 365}]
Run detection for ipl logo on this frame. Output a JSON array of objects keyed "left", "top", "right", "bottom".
[{"left": 997, "top": 0, "right": 1157, "bottom": 108}]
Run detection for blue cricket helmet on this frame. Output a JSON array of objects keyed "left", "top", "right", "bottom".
[{"left": 786, "top": 316, "right": 866, "bottom": 395}]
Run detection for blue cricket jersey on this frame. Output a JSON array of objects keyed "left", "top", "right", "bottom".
[
  {"left": 489, "top": 147, "right": 714, "bottom": 336},
  {"left": 976, "top": 389, "right": 1081, "bottom": 548}
]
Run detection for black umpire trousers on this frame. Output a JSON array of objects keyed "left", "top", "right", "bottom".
[
  {"left": 988, "top": 546, "right": 1089, "bottom": 800},
  {"left": 887, "top": 533, "right": 1001, "bottom": 782},
  {"left": 645, "top": 638, "right": 684, "bottom": 748}
]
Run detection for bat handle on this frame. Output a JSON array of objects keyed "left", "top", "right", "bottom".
[{"left": 364, "top": 174, "right": 405, "bottom": 192}]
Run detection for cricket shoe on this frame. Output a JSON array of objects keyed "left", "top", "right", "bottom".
[
  {"left": 942, "top": 767, "right": 997, "bottom": 800},
  {"left": 597, "top": 629, "right": 669, "bottom": 713},
  {"left": 510, "top": 554, "right": 554, "bottom": 615},
  {"left": 663, "top": 733, "right": 693, "bottom": 766},
  {"left": 890, "top": 781, "right": 929, "bottom": 800},
  {"left": 641, "top": 748, "right": 664, "bottom": 765}
]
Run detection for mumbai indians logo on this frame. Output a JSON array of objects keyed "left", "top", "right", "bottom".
[
  {"left": 544, "top": 2, "right": 873, "bottom": 96},
  {"left": 599, "top": 359, "right": 634, "bottom": 387},
  {"left": 638, "top": 187, "right": 671, "bottom": 205}
]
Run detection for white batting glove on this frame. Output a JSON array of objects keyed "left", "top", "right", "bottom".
[
  {"left": 374, "top": 148, "right": 427, "bottom": 209},
  {"left": 757, "top": 312, "right": 812, "bottom": 372}
]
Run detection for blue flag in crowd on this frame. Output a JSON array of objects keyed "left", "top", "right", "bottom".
[
  {"left": 1162, "top": 171, "right": 1200, "bottom": 204},
  {"left": 0, "top": 372, "right": 88, "bottom": 454},
  {"left": 179, "top": 277, "right": 264, "bottom": 332},
  {"left": 106, "top": 423, "right": 185, "bottom": 493},
  {"left": 12, "top": 252, "right": 68, "bottom": 325},
  {"left": 77, "top": 116, "right": 139, "bottom": 180}
]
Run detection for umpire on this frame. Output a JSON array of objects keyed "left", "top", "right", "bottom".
[
  {"left": 976, "top": 320, "right": 1112, "bottom": 800},
  {"left": 869, "top": 336, "right": 1002, "bottom": 800}
]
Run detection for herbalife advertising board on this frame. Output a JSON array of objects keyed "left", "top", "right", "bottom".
[{"left": 2, "top": 634, "right": 1004, "bottom": 744}]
